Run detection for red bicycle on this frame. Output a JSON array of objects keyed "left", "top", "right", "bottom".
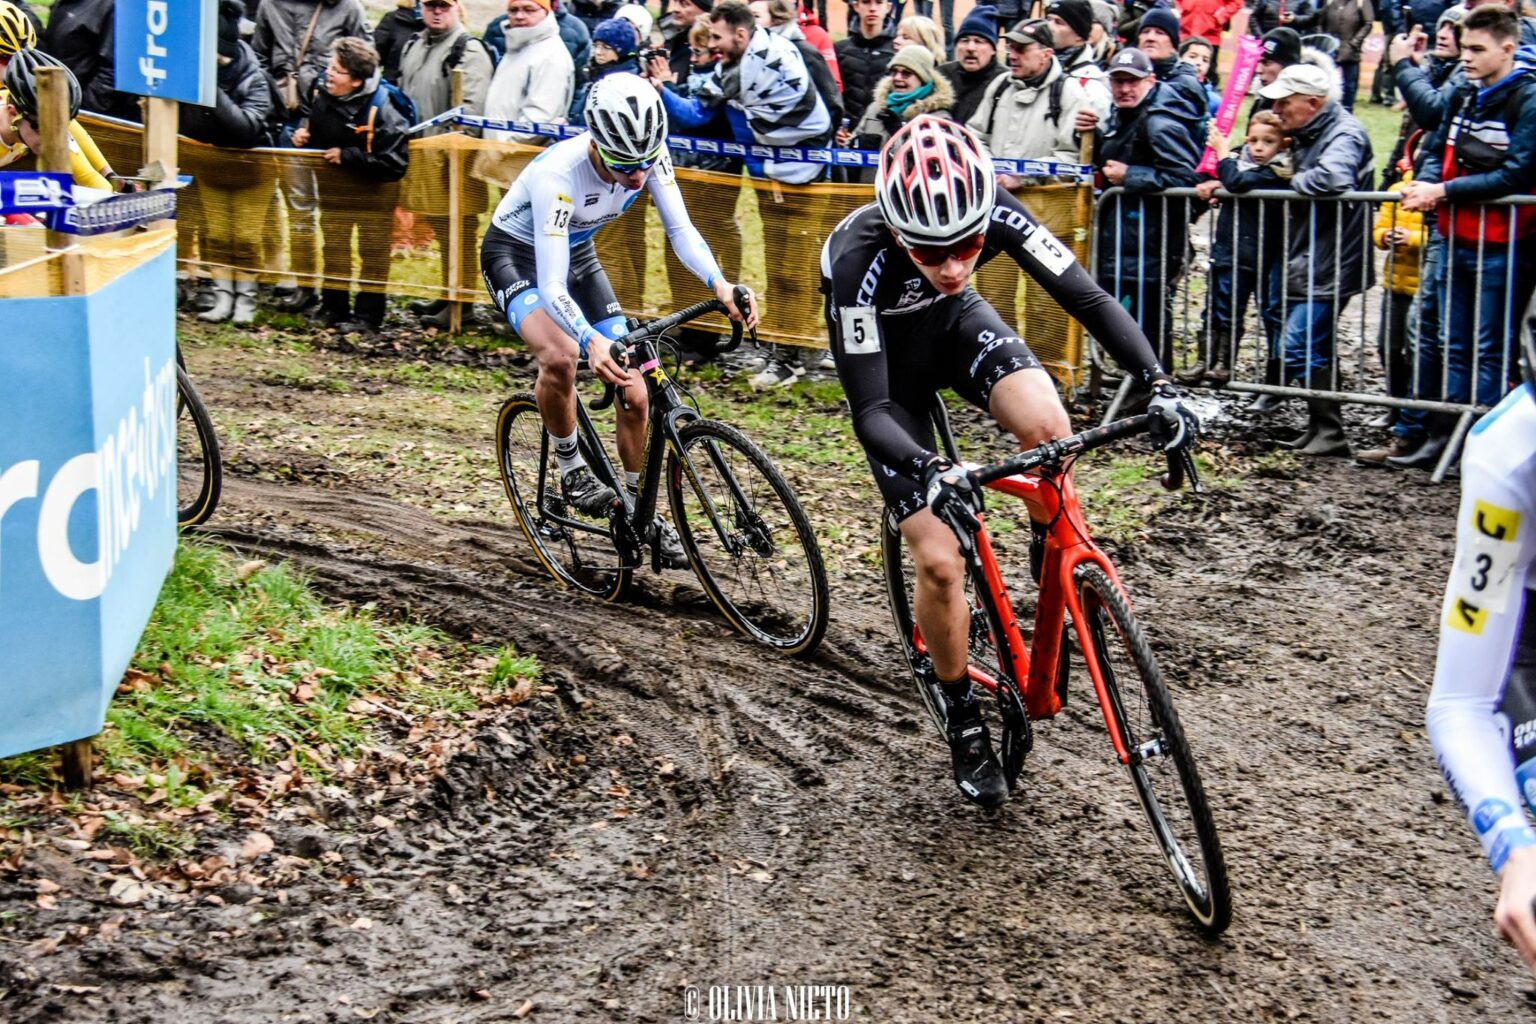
[{"left": 882, "top": 401, "right": 1232, "bottom": 935}]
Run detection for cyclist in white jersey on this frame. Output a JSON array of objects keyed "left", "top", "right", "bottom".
[
  {"left": 1426, "top": 298, "right": 1536, "bottom": 975},
  {"left": 480, "top": 73, "right": 756, "bottom": 564}
]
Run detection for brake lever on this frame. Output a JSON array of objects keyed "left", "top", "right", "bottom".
[
  {"left": 587, "top": 340, "right": 634, "bottom": 411},
  {"left": 1160, "top": 447, "right": 1202, "bottom": 493},
  {"left": 719, "top": 284, "right": 755, "bottom": 354}
]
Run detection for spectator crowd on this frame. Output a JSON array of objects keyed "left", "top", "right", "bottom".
[{"left": 4, "top": 0, "right": 1535, "bottom": 469}]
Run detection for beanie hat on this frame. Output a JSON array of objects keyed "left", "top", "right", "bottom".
[
  {"left": 1138, "top": 7, "right": 1179, "bottom": 44},
  {"left": 954, "top": 4, "right": 999, "bottom": 46},
  {"left": 1260, "top": 26, "right": 1302, "bottom": 65},
  {"left": 888, "top": 43, "right": 937, "bottom": 82},
  {"left": 217, "top": 0, "right": 243, "bottom": 57},
  {"left": 592, "top": 16, "right": 639, "bottom": 56},
  {"left": 691, "top": 0, "right": 715, "bottom": 10},
  {"left": 1045, "top": 0, "right": 1094, "bottom": 44}
]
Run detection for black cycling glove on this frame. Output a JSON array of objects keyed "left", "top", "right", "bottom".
[
  {"left": 1147, "top": 381, "right": 1200, "bottom": 452},
  {"left": 922, "top": 458, "right": 983, "bottom": 535}
]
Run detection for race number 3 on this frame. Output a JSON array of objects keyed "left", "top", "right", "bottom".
[
  {"left": 1447, "top": 499, "right": 1523, "bottom": 634},
  {"left": 840, "top": 306, "right": 880, "bottom": 355}
]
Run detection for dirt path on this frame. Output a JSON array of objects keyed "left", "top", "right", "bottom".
[{"left": 3, "top": 329, "right": 1531, "bottom": 1023}]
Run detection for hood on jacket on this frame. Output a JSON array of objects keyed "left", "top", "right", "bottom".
[
  {"left": 871, "top": 71, "right": 956, "bottom": 117},
  {"left": 1298, "top": 45, "right": 1343, "bottom": 103}
]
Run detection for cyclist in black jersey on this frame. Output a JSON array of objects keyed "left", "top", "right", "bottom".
[{"left": 820, "top": 115, "right": 1199, "bottom": 807}]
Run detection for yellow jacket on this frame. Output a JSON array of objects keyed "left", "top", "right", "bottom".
[{"left": 1373, "top": 177, "right": 1427, "bottom": 297}]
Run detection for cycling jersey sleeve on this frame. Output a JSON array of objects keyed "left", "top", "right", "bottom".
[
  {"left": 826, "top": 269, "right": 936, "bottom": 479},
  {"left": 69, "top": 120, "right": 113, "bottom": 179},
  {"left": 529, "top": 175, "right": 602, "bottom": 354},
  {"left": 1427, "top": 390, "right": 1536, "bottom": 873},
  {"left": 647, "top": 155, "right": 722, "bottom": 289},
  {"left": 990, "top": 190, "right": 1165, "bottom": 384}
]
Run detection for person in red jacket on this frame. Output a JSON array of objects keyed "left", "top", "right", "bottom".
[
  {"left": 797, "top": 0, "right": 843, "bottom": 89},
  {"left": 1180, "top": 0, "right": 1244, "bottom": 46}
]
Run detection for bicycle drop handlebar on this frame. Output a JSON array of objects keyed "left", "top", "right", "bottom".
[
  {"left": 970, "top": 413, "right": 1202, "bottom": 494},
  {"left": 584, "top": 285, "right": 757, "bottom": 411}
]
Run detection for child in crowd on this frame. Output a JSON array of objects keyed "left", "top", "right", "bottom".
[
  {"left": 1363, "top": 136, "right": 1429, "bottom": 442},
  {"left": 1178, "top": 36, "right": 1220, "bottom": 116},
  {"left": 1187, "top": 110, "right": 1292, "bottom": 386}
]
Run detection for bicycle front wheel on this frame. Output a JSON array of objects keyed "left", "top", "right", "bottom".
[
  {"left": 1076, "top": 563, "right": 1231, "bottom": 935},
  {"left": 496, "top": 394, "right": 629, "bottom": 602},
  {"left": 176, "top": 366, "right": 222, "bottom": 528},
  {"left": 667, "top": 419, "right": 827, "bottom": 656}
]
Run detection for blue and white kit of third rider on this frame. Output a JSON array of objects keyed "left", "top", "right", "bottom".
[
  {"left": 1426, "top": 354, "right": 1536, "bottom": 970},
  {"left": 479, "top": 73, "right": 755, "bottom": 566}
]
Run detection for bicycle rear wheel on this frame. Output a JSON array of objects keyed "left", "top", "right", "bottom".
[
  {"left": 880, "top": 513, "right": 1031, "bottom": 779},
  {"left": 667, "top": 419, "right": 827, "bottom": 656},
  {"left": 1075, "top": 563, "right": 1231, "bottom": 935},
  {"left": 176, "top": 365, "right": 221, "bottom": 528},
  {"left": 496, "top": 393, "right": 629, "bottom": 601}
]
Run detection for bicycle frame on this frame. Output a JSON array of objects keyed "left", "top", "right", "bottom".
[
  {"left": 528, "top": 321, "right": 759, "bottom": 572},
  {"left": 916, "top": 401, "right": 1144, "bottom": 765}
]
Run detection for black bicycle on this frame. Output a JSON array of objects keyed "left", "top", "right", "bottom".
[
  {"left": 495, "top": 287, "right": 829, "bottom": 656},
  {"left": 175, "top": 345, "right": 221, "bottom": 527}
]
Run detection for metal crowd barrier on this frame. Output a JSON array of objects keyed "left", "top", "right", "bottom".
[{"left": 1091, "top": 186, "right": 1536, "bottom": 480}]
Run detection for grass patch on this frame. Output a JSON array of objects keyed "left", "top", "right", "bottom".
[{"left": 0, "top": 540, "right": 541, "bottom": 828}]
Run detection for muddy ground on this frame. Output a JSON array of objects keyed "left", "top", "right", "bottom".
[{"left": 1, "top": 318, "right": 1528, "bottom": 1023}]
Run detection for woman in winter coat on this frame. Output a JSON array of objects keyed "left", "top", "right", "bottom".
[
  {"left": 845, "top": 45, "right": 955, "bottom": 183},
  {"left": 181, "top": 0, "right": 281, "bottom": 325},
  {"left": 1179, "top": 0, "right": 1242, "bottom": 47},
  {"left": 482, "top": 0, "right": 575, "bottom": 145}
]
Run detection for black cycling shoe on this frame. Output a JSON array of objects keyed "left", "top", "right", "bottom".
[
  {"left": 647, "top": 517, "right": 690, "bottom": 569},
  {"left": 561, "top": 466, "right": 617, "bottom": 517},
  {"left": 945, "top": 699, "right": 1009, "bottom": 808}
]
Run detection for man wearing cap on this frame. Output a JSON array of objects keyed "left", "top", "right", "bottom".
[
  {"left": 967, "top": 18, "right": 1096, "bottom": 174},
  {"left": 484, "top": 0, "right": 577, "bottom": 145},
  {"left": 1093, "top": 47, "right": 1201, "bottom": 366},
  {"left": 1259, "top": 62, "right": 1373, "bottom": 456},
  {"left": 1046, "top": 0, "right": 1109, "bottom": 119},
  {"left": 940, "top": 4, "right": 1009, "bottom": 124}
]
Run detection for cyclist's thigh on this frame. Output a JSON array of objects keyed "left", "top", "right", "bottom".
[
  {"left": 940, "top": 290, "right": 1066, "bottom": 443},
  {"left": 481, "top": 233, "right": 626, "bottom": 363},
  {"left": 865, "top": 398, "right": 938, "bottom": 526}
]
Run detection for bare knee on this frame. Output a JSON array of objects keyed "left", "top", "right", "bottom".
[
  {"left": 914, "top": 541, "right": 965, "bottom": 594},
  {"left": 540, "top": 352, "right": 577, "bottom": 390}
]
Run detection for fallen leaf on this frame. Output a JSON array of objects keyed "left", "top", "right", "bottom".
[
  {"left": 236, "top": 559, "right": 268, "bottom": 581},
  {"left": 369, "top": 815, "right": 394, "bottom": 830},
  {"left": 36, "top": 894, "right": 57, "bottom": 910},
  {"left": 238, "top": 832, "right": 274, "bottom": 863},
  {"left": 513, "top": 1000, "right": 535, "bottom": 1018},
  {"left": 350, "top": 917, "right": 374, "bottom": 931},
  {"left": 107, "top": 878, "right": 150, "bottom": 905},
  {"left": 33, "top": 878, "right": 61, "bottom": 895}
]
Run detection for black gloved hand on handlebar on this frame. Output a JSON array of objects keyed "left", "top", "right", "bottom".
[
  {"left": 922, "top": 457, "right": 983, "bottom": 534},
  {"left": 1147, "top": 381, "right": 1201, "bottom": 453}
]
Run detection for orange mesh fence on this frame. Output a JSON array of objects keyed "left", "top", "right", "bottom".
[{"left": 75, "top": 117, "right": 1090, "bottom": 383}]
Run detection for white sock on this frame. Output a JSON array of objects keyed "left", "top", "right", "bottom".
[
  {"left": 552, "top": 429, "right": 583, "bottom": 475},
  {"left": 625, "top": 470, "right": 640, "bottom": 492}
]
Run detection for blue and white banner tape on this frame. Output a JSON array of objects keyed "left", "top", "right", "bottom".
[
  {"left": 45, "top": 188, "right": 177, "bottom": 235},
  {"left": 0, "top": 171, "right": 74, "bottom": 215},
  {"left": 447, "top": 113, "right": 1094, "bottom": 180}
]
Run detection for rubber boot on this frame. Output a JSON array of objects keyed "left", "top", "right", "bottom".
[
  {"left": 197, "top": 274, "right": 234, "bottom": 323},
  {"left": 1297, "top": 399, "right": 1351, "bottom": 457},
  {"left": 231, "top": 277, "right": 258, "bottom": 326}
]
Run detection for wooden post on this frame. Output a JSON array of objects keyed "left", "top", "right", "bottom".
[
  {"left": 1073, "top": 131, "right": 1096, "bottom": 394},
  {"left": 37, "top": 67, "right": 90, "bottom": 786},
  {"left": 139, "top": 96, "right": 180, "bottom": 189},
  {"left": 36, "top": 66, "right": 84, "bottom": 294},
  {"left": 447, "top": 69, "right": 465, "bottom": 335}
]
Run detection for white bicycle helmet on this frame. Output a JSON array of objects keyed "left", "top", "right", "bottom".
[
  {"left": 585, "top": 72, "right": 668, "bottom": 163},
  {"left": 876, "top": 115, "right": 996, "bottom": 246}
]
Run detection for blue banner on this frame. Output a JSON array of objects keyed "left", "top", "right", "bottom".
[
  {"left": 0, "top": 171, "right": 73, "bottom": 214},
  {"left": 449, "top": 113, "right": 1095, "bottom": 181},
  {"left": 0, "top": 243, "right": 178, "bottom": 759},
  {"left": 114, "top": 0, "right": 218, "bottom": 106}
]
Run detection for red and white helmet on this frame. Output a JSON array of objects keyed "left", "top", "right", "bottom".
[{"left": 875, "top": 116, "right": 995, "bottom": 247}]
